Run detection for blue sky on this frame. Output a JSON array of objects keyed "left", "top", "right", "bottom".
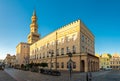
[{"left": 0, "top": 0, "right": 120, "bottom": 59}]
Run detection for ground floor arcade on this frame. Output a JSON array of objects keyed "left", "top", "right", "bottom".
[{"left": 30, "top": 53, "right": 99, "bottom": 72}]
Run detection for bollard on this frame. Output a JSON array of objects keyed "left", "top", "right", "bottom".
[
  {"left": 89, "top": 72, "right": 92, "bottom": 81},
  {"left": 86, "top": 72, "right": 92, "bottom": 81},
  {"left": 86, "top": 72, "right": 89, "bottom": 81}
]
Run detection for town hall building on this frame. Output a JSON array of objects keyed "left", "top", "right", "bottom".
[{"left": 16, "top": 10, "right": 99, "bottom": 72}]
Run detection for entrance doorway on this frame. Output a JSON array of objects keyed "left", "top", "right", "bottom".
[{"left": 80, "top": 60, "right": 85, "bottom": 72}]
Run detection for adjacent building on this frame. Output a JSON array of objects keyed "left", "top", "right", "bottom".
[
  {"left": 96, "top": 53, "right": 120, "bottom": 70},
  {"left": 16, "top": 10, "right": 99, "bottom": 72},
  {"left": 95, "top": 54, "right": 100, "bottom": 69},
  {"left": 110, "top": 53, "right": 120, "bottom": 70},
  {"left": 0, "top": 59, "right": 3, "bottom": 65},
  {"left": 99, "top": 53, "right": 110, "bottom": 69},
  {"left": 16, "top": 42, "right": 30, "bottom": 65},
  {"left": 4, "top": 54, "right": 16, "bottom": 67}
]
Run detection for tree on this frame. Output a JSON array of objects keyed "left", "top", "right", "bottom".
[
  {"left": 40, "top": 63, "right": 48, "bottom": 68},
  {"left": 28, "top": 63, "right": 34, "bottom": 68},
  {"left": 108, "top": 54, "right": 112, "bottom": 58}
]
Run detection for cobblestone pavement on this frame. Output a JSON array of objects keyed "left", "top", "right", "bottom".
[
  {"left": 4, "top": 68, "right": 120, "bottom": 81},
  {"left": 5, "top": 68, "right": 84, "bottom": 81},
  {"left": 0, "top": 70, "right": 16, "bottom": 81},
  {"left": 92, "top": 70, "right": 120, "bottom": 81}
]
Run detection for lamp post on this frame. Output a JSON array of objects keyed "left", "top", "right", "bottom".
[
  {"left": 86, "top": 57, "right": 92, "bottom": 81},
  {"left": 49, "top": 50, "right": 54, "bottom": 70},
  {"left": 67, "top": 52, "right": 73, "bottom": 81}
]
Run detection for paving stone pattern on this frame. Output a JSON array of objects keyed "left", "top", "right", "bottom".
[{"left": 0, "top": 70, "right": 17, "bottom": 81}]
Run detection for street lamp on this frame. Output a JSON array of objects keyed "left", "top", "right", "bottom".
[
  {"left": 86, "top": 55, "right": 92, "bottom": 81},
  {"left": 67, "top": 52, "right": 73, "bottom": 81},
  {"left": 49, "top": 50, "right": 54, "bottom": 70}
]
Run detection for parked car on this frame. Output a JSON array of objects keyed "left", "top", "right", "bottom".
[
  {"left": 0, "top": 65, "right": 4, "bottom": 70},
  {"left": 51, "top": 70, "right": 61, "bottom": 76},
  {"left": 31, "top": 67, "right": 39, "bottom": 72},
  {"left": 40, "top": 69, "right": 61, "bottom": 76},
  {"left": 104, "top": 68, "right": 112, "bottom": 71}
]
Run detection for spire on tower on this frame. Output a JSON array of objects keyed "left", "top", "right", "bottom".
[
  {"left": 31, "top": 9, "right": 37, "bottom": 23},
  {"left": 33, "top": 9, "right": 36, "bottom": 16}
]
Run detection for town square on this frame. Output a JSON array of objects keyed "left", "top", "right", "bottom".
[{"left": 0, "top": 0, "right": 120, "bottom": 81}]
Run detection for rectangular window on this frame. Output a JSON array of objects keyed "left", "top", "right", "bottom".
[
  {"left": 82, "top": 46, "right": 84, "bottom": 52},
  {"left": 66, "top": 36, "right": 70, "bottom": 42},
  {"left": 34, "top": 55, "right": 36, "bottom": 59},
  {"left": 57, "top": 63, "right": 59, "bottom": 68},
  {"left": 47, "top": 43, "right": 49, "bottom": 48},
  {"left": 82, "top": 35, "right": 84, "bottom": 42},
  {"left": 72, "top": 34, "right": 75, "bottom": 40},
  {"left": 37, "top": 48, "right": 38, "bottom": 52},
  {"left": 66, "top": 47, "right": 70, "bottom": 53},
  {"left": 61, "top": 38, "right": 64, "bottom": 43},
  {"left": 43, "top": 53, "right": 45, "bottom": 58},
  {"left": 116, "top": 66, "right": 118, "bottom": 68},
  {"left": 39, "top": 53, "right": 41, "bottom": 59},
  {"left": 52, "top": 50, "right": 54, "bottom": 53},
  {"left": 73, "top": 45, "right": 76, "bottom": 54},
  {"left": 61, "top": 48, "right": 64, "bottom": 55},
  {"left": 51, "top": 50, "right": 54, "bottom": 57},
  {"left": 52, "top": 41, "right": 55, "bottom": 45},
  {"left": 73, "top": 62, "right": 76, "bottom": 69},
  {"left": 56, "top": 49, "right": 59, "bottom": 56},
  {"left": 61, "top": 62, "right": 64, "bottom": 68},
  {"left": 36, "top": 54, "right": 38, "bottom": 59}
]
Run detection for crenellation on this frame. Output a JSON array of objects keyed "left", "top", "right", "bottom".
[{"left": 56, "top": 20, "right": 80, "bottom": 32}]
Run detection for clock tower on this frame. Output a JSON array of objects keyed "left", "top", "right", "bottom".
[{"left": 27, "top": 10, "right": 40, "bottom": 44}]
